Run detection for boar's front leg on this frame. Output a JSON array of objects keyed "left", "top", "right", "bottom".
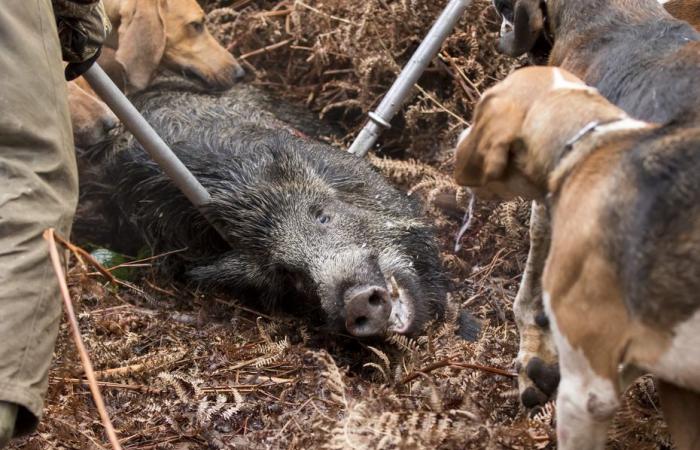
[{"left": 187, "top": 253, "right": 282, "bottom": 307}]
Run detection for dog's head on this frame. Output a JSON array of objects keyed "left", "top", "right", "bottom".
[
  {"left": 493, "top": 0, "right": 553, "bottom": 61},
  {"left": 494, "top": 0, "right": 682, "bottom": 60},
  {"left": 68, "top": 78, "right": 120, "bottom": 148},
  {"left": 453, "top": 67, "right": 598, "bottom": 200},
  {"left": 108, "top": 0, "right": 245, "bottom": 92}
]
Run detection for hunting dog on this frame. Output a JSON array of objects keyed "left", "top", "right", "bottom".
[
  {"left": 454, "top": 66, "right": 700, "bottom": 450},
  {"left": 68, "top": 0, "right": 244, "bottom": 147},
  {"left": 67, "top": 77, "right": 119, "bottom": 147},
  {"left": 489, "top": 0, "right": 700, "bottom": 407},
  {"left": 102, "top": 0, "right": 245, "bottom": 92}
]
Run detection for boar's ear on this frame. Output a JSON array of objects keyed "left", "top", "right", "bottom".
[
  {"left": 453, "top": 95, "right": 526, "bottom": 186},
  {"left": 115, "top": 0, "right": 166, "bottom": 93},
  {"left": 498, "top": 0, "right": 544, "bottom": 57}
]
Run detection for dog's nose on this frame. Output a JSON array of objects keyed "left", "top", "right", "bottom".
[
  {"left": 494, "top": 0, "right": 514, "bottom": 21},
  {"left": 212, "top": 63, "right": 246, "bottom": 90},
  {"left": 233, "top": 63, "right": 245, "bottom": 80},
  {"left": 101, "top": 114, "right": 119, "bottom": 133}
]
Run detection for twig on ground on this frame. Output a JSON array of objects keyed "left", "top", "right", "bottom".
[
  {"left": 214, "top": 297, "right": 277, "bottom": 321},
  {"left": 231, "top": 0, "right": 253, "bottom": 9},
  {"left": 143, "top": 279, "right": 179, "bottom": 297},
  {"left": 400, "top": 358, "right": 516, "bottom": 384},
  {"left": 239, "top": 39, "right": 292, "bottom": 60},
  {"left": 294, "top": 1, "right": 357, "bottom": 25},
  {"left": 255, "top": 9, "right": 293, "bottom": 18},
  {"left": 415, "top": 84, "right": 470, "bottom": 125},
  {"left": 108, "top": 247, "right": 187, "bottom": 270},
  {"left": 51, "top": 377, "right": 161, "bottom": 394},
  {"left": 45, "top": 228, "right": 123, "bottom": 450},
  {"left": 53, "top": 233, "right": 116, "bottom": 284},
  {"left": 53, "top": 233, "right": 155, "bottom": 301},
  {"left": 439, "top": 52, "right": 483, "bottom": 97},
  {"left": 51, "top": 416, "right": 110, "bottom": 450}
]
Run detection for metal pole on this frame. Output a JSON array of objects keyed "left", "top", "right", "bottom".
[
  {"left": 82, "top": 64, "right": 236, "bottom": 245},
  {"left": 347, "top": 0, "right": 471, "bottom": 157},
  {"left": 83, "top": 64, "right": 211, "bottom": 208}
]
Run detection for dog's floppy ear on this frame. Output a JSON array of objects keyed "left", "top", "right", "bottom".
[
  {"left": 115, "top": 0, "right": 166, "bottom": 93},
  {"left": 498, "top": 0, "right": 544, "bottom": 57},
  {"left": 453, "top": 95, "right": 526, "bottom": 186}
]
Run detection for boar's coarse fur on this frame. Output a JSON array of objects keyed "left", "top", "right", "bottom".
[{"left": 83, "top": 79, "right": 447, "bottom": 337}]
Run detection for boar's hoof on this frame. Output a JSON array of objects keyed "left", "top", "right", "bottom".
[
  {"left": 456, "top": 310, "right": 482, "bottom": 342},
  {"left": 345, "top": 286, "right": 391, "bottom": 337}
]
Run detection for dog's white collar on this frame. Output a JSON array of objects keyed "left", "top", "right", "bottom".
[
  {"left": 549, "top": 116, "right": 652, "bottom": 196},
  {"left": 563, "top": 117, "right": 649, "bottom": 152}
]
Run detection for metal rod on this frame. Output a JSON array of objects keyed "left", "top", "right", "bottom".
[
  {"left": 347, "top": 0, "right": 472, "bottom": 157},
  {"left": 83, "top": 64, "right": 211, "bottom": 208},
  {"left": 82, "top": 64, "right": 235, "bottom": 246}
]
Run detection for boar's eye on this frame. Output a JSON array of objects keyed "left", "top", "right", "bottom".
[{"left": 316, "top": 212, "right": 332, "bottom": 225}]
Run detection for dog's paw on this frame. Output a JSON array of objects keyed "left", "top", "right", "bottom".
[{"left": 515, "top": 322, "right": 560, "bottom": 408}]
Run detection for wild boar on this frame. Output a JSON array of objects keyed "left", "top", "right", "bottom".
[{"left": 79, "top": 79, "right": 448, "bottom": 337}]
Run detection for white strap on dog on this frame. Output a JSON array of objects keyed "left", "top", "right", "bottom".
[
  {"left": 563, "top": 120, "right": 602, "bottom": 150},
  {"left": 562, "top": 116, "right": 649, "bottom": 154},
  {"left": 551, "top": 116, "right": 651, "bottom": 195}
]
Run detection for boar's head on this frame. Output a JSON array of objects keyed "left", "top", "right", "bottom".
[{"left": 182, "top": 129, "right": 448, "bottom": 336}]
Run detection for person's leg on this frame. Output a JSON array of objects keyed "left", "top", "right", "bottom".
[
  {"left": 0, "top": 403, "right": 18, "bottom": 446},
  {"left": 0, "top": 0, "right": 77, "bottom": 442}
]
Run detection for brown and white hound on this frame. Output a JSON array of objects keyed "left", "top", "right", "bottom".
[
  {"left": 67, "top": 77, "right": 119, "bottom": 147},
  {"left": 455, "top": 66, "right": 700, "bottom": 450},
  {"left": 68, "top": 0, "right": 245, "bottom": 147},
  {"left": 488, "top": 0, "right": 700, "bottom": 407},
  {"left": 101, "top": 0, "right": 245, "bottom": 93}
]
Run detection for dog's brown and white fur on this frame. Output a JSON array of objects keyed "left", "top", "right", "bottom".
[
  {"left": 455, "top": 66, "right": 700, "bottom": 450},
  {"left": 490, "top": 0, "right": 700, "bottom": 407}
]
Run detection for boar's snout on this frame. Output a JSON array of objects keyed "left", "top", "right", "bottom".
[{"left": 344, "top": 285, "right": 391, "bottom": 337}]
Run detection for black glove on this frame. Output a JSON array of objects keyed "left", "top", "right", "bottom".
[
  {"left": 53, "top": 0, "right": 111, "bottom": 80},
  {"left": 64, "top": 47, "right": 102, "bottom": 81}
]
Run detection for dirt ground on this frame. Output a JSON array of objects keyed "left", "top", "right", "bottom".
[{"left": 10, "top": 0, "right": 672, "bottom": 448}]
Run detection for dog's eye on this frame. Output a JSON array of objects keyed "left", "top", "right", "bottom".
[{"left": 189, "top": 21, "right": 205, "bottom": 33}]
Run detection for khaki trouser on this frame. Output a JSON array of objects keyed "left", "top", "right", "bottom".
[{"left": 0, "top": 0, "right": 77, "bottom": 437}]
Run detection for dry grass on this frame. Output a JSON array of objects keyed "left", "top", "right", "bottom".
[{"left": 10, "top": 0, "right": 671, "bottom": 448}]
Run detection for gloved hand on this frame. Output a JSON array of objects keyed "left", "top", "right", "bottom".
[{"left": 52, "top": 0, "right": 111, "bottom": 80}]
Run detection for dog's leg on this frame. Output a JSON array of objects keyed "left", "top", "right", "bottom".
[
  {"left": 658, "top": 380, "right": 700, "bottom": 450},
  {"left": 544, "top": 289, "right": 620, "bottom": 450},
  {"left": 514, "top": 201, "right": 560, "bottom": 407},
  {"left": 554, "top": 352, "right": 619, "bottom": 450}
]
